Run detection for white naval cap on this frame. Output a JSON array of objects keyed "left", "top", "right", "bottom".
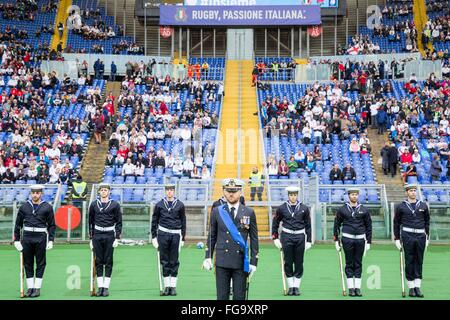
[
  {"left": 285, "top": 186, "right": 300, "bottom": 193},
  {"left": 30, "top": 184, "right": 44, "bottom": 192}
]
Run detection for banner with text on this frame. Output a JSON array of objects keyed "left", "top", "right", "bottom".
[{"left": 159, "top": 5, "right": 322, "bottom": 26}]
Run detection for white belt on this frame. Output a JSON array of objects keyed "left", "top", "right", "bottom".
[
  {"left": 94, "top": 225, "right": 115, "bottom": 232},
  {"left": 23, "top": 226, "right": 47, "bottom": 233},
  {"left": 282, "top": 227, "right": 305, "bottom": 235},
  {"left": 158, "top": 225, "right": 182, "bottom": 235},
  {"left": 402, "top": 227, "right": 425, "bottom": 234},
  {"left": 342, "top": 233, "right": 366, "bottom": 240}
]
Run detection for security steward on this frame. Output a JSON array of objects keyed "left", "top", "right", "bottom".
[
  {"left": 88, "top": 183, "right": 122, "bottom": 297},
  {"left": 333, "top": 187, "right": 372, "bottom": 297},
  {"left": 249, "top": 167, "right": 264, "bottom": 201},
  {"left": 71, "top": 175, "right": 88, "bottom": 208},
  {"left": 13, "top": 184, "right": 56, "bottom": 298},
  {"left": 151, "top": 184, "right": 186, "bottom": 296},
  {"left": 203, "top": 178, "right": 259, "bottom": 300},
  {"left": 393, "top": 183, "right": 430, "bottom": 298},
  {"left": 272, "top": 186, "right": 312, "bottom": 296}
]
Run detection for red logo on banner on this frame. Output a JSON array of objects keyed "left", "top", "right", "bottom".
[
  {"left": 307, "top": 25, "right": 322, "bottom": 38},
  {"left": 160, "top": 26, "right": 173, "bottom": 38}
]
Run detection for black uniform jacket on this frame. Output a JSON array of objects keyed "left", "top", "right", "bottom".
[
  {"left": 393, "top": 200, "right": 430, "bottom": 240},
  {"left": 88, "top": 198, "right": 123, "bottom": 239},
  {"left": 14, "top": 201, "right": 56, "bottom": 241},
  {"left": 205, "top": 204, "right": 259, "bottom": 270},
  {"left": 272, "top": 202, "right": 312, "bottom": 243},
  {"left": 333, "top": 203, "right": 372, "bottom": 243},
  {"left": 151, "top": 198, "right": 186, "bottom": 241}
]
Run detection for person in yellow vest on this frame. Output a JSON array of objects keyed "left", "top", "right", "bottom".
[
  {"left": 72, "top": 175, "right": 88, "bottom": 208},
  {"left": 248, "top": 167, "right": 265, "bottom": 201},
  {"left": 201, "top": 61, "right": 210, "bottom": 79}
]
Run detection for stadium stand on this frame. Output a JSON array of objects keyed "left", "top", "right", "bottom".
[
  {"left": 66, "top": 0, "right": 142, "bottom": 54},
  {"left": 0, "top": 38, "right": 106, "bottom": 203},
  {"left": 101, "top": 71, "right": 224, "bottom": 202}
]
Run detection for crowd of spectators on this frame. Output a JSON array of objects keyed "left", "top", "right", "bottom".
[
  {"left": 104, "top": 73, "right": 223, "bottom": 181},
  {"left": 0, "top": 41, "right": 107, "bottom": 185}
]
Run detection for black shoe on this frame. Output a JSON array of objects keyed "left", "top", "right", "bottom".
[
  {"left": 30, "top": 289, "right": 40, "bottom": 298},
  {"left": 25, "top": 289, "right": 34, "bottom": 298},
  {"left": 414, "top": 288, "right": 424, "bottom": 298},
  {"left": 163, "top": 287, "right": 170, "bottom": 296},
  {"left": 287, "top": 288, "right": 294, "bottom": 296},
  {"left": 96, "top": 288, "right": 104, "bottom": 297},
  {"left": 349, "top": 288, "right": 356, "bottom": 297},
  {"left": 293, "top": 288, "right": 300, "bottom": 296},
  {"left": 102, "top": 288, "right": 109, "bottom": 297},
  {"left": 170, "top": 287, "right": 177, "bottom": 296},
  {"left": 354, "top": 288, "right": 362, "bottom": 297},
  {"left": 409, "top": 288, "right": 416, "bottom": 297}
]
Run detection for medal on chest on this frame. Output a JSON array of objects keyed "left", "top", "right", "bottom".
[{"left": 240, "top": 215, "right": 250, "bottom": 229}]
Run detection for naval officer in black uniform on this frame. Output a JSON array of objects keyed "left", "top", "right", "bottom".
[
  {"left": 203, "top": 178, "right": 259, "bottom": 300},
  {"left": 393, "top": 183, "right": 430, "bottom": 298},
  {"left": 13, "top": 184, "right": 56, "bottom": 298},
  {"left": 89, "top": 183, "right": 122, "bottom": 297},
  {"left": 333, "top": 187, "right": 372, "bottom": 297},
  {"left": 272, "top": 186, "right": 312, "bottom": 296},
  {"left": 151, "top": 184, "right": 186, "bottom": 296}
]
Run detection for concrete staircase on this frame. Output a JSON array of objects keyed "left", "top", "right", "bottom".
[
  {"left": 75, "top": 81, "right": 122, "bottom": 203},
  {"left": 367, "top": 128, "right": 406, "bottom": 205}
]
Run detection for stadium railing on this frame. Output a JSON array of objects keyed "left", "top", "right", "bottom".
[
  {"left": 0, "top": 184, "right": 62, "bottom": 243},
  {"left": 297, "top": 53, "right": 442, "bottom": 82}
]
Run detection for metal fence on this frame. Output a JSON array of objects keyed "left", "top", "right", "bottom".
[{"left": 1, "top": 182, "right": 449, "bottom": 243}]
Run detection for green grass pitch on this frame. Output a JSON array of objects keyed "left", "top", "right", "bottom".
[{"left": 1, "top": 243, "right": 449, "bottom": 300}]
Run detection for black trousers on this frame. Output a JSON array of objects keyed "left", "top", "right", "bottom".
[
  {"left": 158, "top": 232, "right": 181, "bottom": 277},
  {"left": 342, "top": 237, "right": 365, "bottom": 278},
  {"left": 390, "top": 163, "right": 397, "bottom": 177},
  {"left": 215, "top": 266, "right": 247, "bottom": 300},
  {"left": 93, "top": 231, "right": 115, "bottom": 277},
  {"left": 401, "top": 231, "right": 426, "bottom": 281},
  {"left": 250, "top": 186, "right": 263, "bottom": 200},
  {"left": 22, "top": 232, "right": 47, "bottom": 278},
  {"left": 281, "top": 233, "right": 305, "bottom": 278}
]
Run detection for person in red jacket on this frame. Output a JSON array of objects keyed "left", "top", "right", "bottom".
[{"left": 400, "top": 149, "right": 413, "bottom": 165}]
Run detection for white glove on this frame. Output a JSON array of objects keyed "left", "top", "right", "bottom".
[
  {"left": 395, "top": 240, "right": 402, "bottom": 251},
  {"left": 46, "top": 241, "right": 53, "bottom": 250},
  {"left": 202, "top": 258, "right": 213, "bottom": 271},
  {"left": 305, "top": 242, "right": 312, "bottom": 251},
  {"left": 89, "top": 240, "right": 93, "bottom": 250},
  {"left": 112, "top": 239, "right": 119, "bottom": 248},
  {"left": 273, "top": 239, "right": 282, "bottom": 249},
  {"left": 152, "top": 238, "right": 158, "bottom": 249},
  {"left": 335, "top": 241, "right": 341, "bottom": 252},
  {"left": 181, "top": 240, "right": 185, "bottom": 247},
  {"left": 426, "top": 238, "right": 429, "bottom": 248},
  {"left": 14, "top": 241, "right": 23, "bottom": 252},
  {"left": 249, "top": 264, "right": 257, "bottom": 277},
  {"left": 365, "top": 243, "right": 371, "bottom": 252}
]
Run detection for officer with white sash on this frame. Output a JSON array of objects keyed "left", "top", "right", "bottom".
[
  {"left": 151, "top": 184, "right": 186, "bottom": 296},
  {"left": 333, "top": 187, "right": 372, "bottom": 297},
  {"left": 13, "top": 185, "right": 55, "bottom": 298},
  {"left": 88, "top": 183, "right": 122, "bottom": 297},
  {"left": 203, "top": 178, "right": 259, "bottom": 300},
  {"left": 393, "top": 183, "right": 430, "bottom": 298}
]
